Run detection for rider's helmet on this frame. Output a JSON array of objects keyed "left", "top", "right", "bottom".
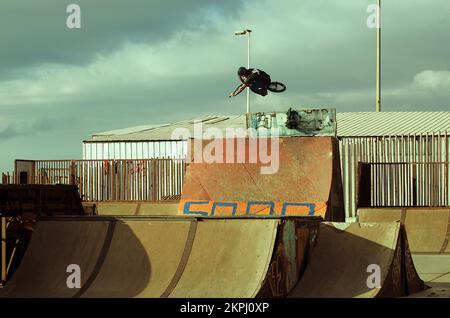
[{"left": 237, "top": 67, "right": 248, "bottom": 77}]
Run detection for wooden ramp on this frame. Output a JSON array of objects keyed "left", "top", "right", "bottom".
[
  {"left": 0, "top": 185, "right": 85, "bottom": 285},
  {"left": 179, "top": 137, "right": 344, "bottom": 221},
  {"left": 1, "top": 217, "right": 424, "bottom": 298},
  {"left": 358, "top": 208, "right": 450, "bottom": 254},
  {"left": 358, "top": 207, "right": 450, "bottom": 297},
  {"left": 0, "top": 217, "right": 298, "bottom": 298},
  {"left": 289, "top": 222, "right": 424, "bottom": 298},
  {"left": 0, "top": 220, "right": 110, "bottom": 297},
  {"left": 83, "top": 202, "right": 179, "bottom": 216}
]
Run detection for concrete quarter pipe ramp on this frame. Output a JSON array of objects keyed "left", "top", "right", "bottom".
[
  {"left": 1, "top": 217, "right": 284, "bottom": 298},
  {"left": 0, "top": 220, "right": 110, "bottom": 297},
  {"left": 83, "top": 202, "right": 179, "bottom": 216},
  {"left": 358, "top": 208, "right": 450, "bottom": 297},
  {"left": 1, "top": 217, "right": 423, "bottom": 298},
  {"left": 358, "top": 208, "right": 450, "bottom": 254},
  {"left": 179, "top": 137, "right": 344, "bottom": 221},
  {"left": 289, "top": 222, "right": 424, "bottom": 298}
]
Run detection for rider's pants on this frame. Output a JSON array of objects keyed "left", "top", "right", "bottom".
[{"left": 250, "top": 81, "right": 269, "bottom": 96}]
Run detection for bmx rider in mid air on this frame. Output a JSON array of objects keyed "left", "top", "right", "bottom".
[{"left": 229, "top": 67, "right": 272, "bottom": 97}]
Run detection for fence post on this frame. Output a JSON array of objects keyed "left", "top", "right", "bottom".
[
  {"left": 412, "top": 163, "right": 417, "bottom": 206},
  {"left": 70, "top": 160, "right": 76, "bottom": 185},
  {"left": 152, "top": 160, "right": 157, "bottom": 202},
  {"left": 1, "top": 216, "right": 6, "bottom": 285}
]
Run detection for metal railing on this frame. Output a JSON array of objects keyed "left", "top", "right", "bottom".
[
  {"left": 5, "top": 159, "right": 187, "bottom": 202},
  {"left": 1, "top": 172, "right": 16, "bottom": 185},
  {"left": 358, "top": 162, "right": 450, "bottom": 208}
]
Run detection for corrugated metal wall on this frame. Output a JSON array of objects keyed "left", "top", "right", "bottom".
[
  {"left": 366, "top": 162, "right": 450, "bottom": 207},
  {"left": 340, "top": 132, "right": 450, "bottom": 218},
  {"left": 83, "top": 133, "right": 450, "bottom": 219}
]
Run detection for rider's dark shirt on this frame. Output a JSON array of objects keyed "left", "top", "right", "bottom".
[{"left": 240, "top": 68, "right": 271, "bottom": 85}]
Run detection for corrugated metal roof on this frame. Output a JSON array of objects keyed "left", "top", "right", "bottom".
[
  {"left": 337, "top": 111, "right": 450, "bottom": 137},
  {"left": 93, "top": 124, "right": 168, "bottom": 136},
  {"left": 86, "top": 111, "right": 450, "bottom": 142},
  {"left": 88, "top": 115, "right": 246, "bottom": 142}
]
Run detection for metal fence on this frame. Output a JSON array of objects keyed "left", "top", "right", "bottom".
[
  {"left": 4, "top": 132, "right": 449, "bottom": 213},
  {"left": 340, "top": 131, "right": 450, "bottom": 217},
  {"left": 6, "top": 159, "right": 186, "bottom": 202},
  {"left": 1, "top": 173, "right": 15, "bottom": 185},
  {"left": 358, "top": 162, "right": 450, "bottom": 208}
]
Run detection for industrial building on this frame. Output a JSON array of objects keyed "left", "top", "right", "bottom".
[{"left": 83, "top": 111, "right": 450, "bottom": 219}]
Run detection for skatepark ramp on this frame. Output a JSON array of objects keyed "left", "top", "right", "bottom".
[
  {"left": 0, "top": 126, "right": 426, "bottom": 297},
  {"left": 1, "top": 217, "right": 319, "bottom": 298},
  {"left": 0, "top": 185, "right": 85, "bottom": 284},
  {"left": 82, "top": 202, "right": 179, "bottom": 216},
  {"left": 289, "top": 222, "right": 423, "bottom": 297},
  {"left": 80, "top": 136, "right": 343, "bottom": 220},
  {"left": 358, "top": 208, "right": 450, "bottom": 254},
  {"left": 179, "top": 137, "right": 344, "bottom": 221},
  {"left": 358, "top": 208, "right": 450, "bottom": 296},
  {"left": 1, "top": 217, "right": 423, "bottom": 298}
]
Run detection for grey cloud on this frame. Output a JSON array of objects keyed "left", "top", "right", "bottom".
[
  {"left": 0, "top": 0, "right": 244, "bottom": 78},
  {"left": 1, "top": 0, "right": 450, "bottom": 172},
  {"left": 0, "top": 118, "right": 58, "bottom": 140}
]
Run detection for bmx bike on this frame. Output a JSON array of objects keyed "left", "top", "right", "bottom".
[
  {"left": 230, "top": 81, "right": 287, "bottom": 97},
  {"left": 267, "top": 81, "right": 287, "bottom": 93}
]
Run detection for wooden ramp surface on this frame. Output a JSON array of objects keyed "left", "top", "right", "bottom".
[
  {"left": 179, "top": 137, "right": 344, "bottom": 221},
  {"left": 1, "top": 218, "right": 424, "bottom": 298},
  {"left": 289, "top": 222, "right": 424, "bottom": 298}
]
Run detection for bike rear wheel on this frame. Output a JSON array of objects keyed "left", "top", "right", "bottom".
[{"left": 268, "top": 82, "right": 286, "bottom": 93}]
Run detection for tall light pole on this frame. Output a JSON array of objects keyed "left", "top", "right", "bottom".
[
  {"left": 235, "top": 29, "right": 252, "bottom": 114},
  {"left": 376, "top": 0, "right": 381, "bottom": 112}
]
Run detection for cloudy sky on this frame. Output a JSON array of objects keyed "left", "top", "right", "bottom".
[{"left": 0, "top": 0, "right": 449, "bottom": 171}]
